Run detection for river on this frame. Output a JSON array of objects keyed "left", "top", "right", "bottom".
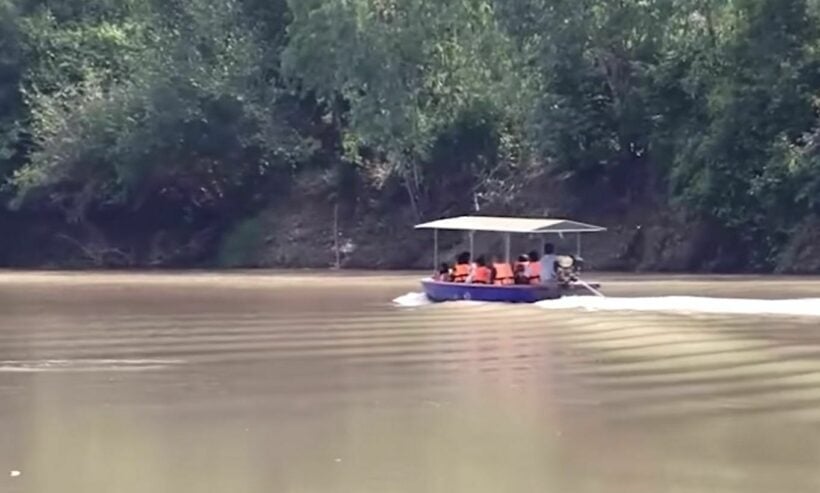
[{"left": 1, "top": 271, "right": 820, "bottom": 492}]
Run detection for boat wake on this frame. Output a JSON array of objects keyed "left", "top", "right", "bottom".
[
  {"left": 392, "top": 292, "right": 489, "bottom": 308},
  {"left": 394, "top": 291, "right": 820, "bottom": 317},
  {"left": 392, "top": 292, "right": 433, "bottom": 307},
  {"left": 536, "top": 296, "right": 820, "bottom": 318}
]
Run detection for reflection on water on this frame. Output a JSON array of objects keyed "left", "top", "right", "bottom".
[{"left": 1, "top": 271, "right": 820, "bottom": 492}]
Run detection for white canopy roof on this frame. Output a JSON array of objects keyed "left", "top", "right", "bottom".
[{"left": 414, "top": 215, "right": 606, "bottom": 234}]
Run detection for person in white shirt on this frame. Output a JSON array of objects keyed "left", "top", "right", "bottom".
[{"left": 540, "top": 243, "right": 558, "bottom": 283}]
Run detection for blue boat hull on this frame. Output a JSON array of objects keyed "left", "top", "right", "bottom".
[{"left": 421, "top": 279, "right": 561, "bottom": 303}]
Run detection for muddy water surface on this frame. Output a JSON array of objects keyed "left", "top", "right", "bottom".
[{"left": 1, "top": 271, "right": 820, "bottom": 492}]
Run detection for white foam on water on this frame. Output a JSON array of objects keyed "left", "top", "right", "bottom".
[
  {"left": 392, "top": 292, "right": 489, "bottom": 308},
  {"left": 393, "top": 291, "right": 820, "bottom": 317},
  {"left": 393, "top": 292, "right": 433, "bottom": 307},
  {"left": 536, "top": 296, "right": 820, "bottom": 318},
  {"left": 0, "top": 359, "right": 185, "bottom": 373}
]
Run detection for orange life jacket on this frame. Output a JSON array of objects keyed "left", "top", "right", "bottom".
[
  {"left": 528, "top": 261, "right": 541, "bottom": 284},
  {"left": 472, "top": 266, "right": 492, "bottom": 284},
  {"left": 452, "top": 264, "right": 470, "bottom": 282},
  {"left": 493, "top": 263, "right": 514, "bottom": 285}
]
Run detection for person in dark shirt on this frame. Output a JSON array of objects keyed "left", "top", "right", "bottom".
[{"left": 435, "top": 262, "right": 452, "bottom": 281}]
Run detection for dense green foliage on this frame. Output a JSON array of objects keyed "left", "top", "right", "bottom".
[{"left": 1, "top": 0, "right": 819, "bottom": 269}]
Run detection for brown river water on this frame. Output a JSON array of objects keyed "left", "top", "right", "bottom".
[{"left": 1, "top": 271, "right": 820, "bottom": 493}]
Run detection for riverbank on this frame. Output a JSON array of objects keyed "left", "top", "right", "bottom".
[{"left": 3, "top": 173, "right": 820, "bottom": 273}]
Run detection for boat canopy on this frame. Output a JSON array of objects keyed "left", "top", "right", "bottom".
[{"left": 414, "top": 215, "right": 606, "bottom": 234}]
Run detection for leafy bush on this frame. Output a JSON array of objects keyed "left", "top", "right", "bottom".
[{"left": 217, "top": 216, "right": 267, "bottom": 267}]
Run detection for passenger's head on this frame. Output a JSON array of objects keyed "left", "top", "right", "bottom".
[
  {"left": 528, "top": 251, "right": 539, "bottom": 262},
  {"left": 475, "top": 255, "right": 487, "bottom": 267},
  {"left": 456, "top": 251, "right": 471, "bottom": 264},
  {"left": 544, "top": 243, "right": 555, "bottom": 255},
  {"left": 439, "top": 263, "right": 450, "bottom": 273},
  {"left": 517, "top": 254, "right": 529, "bottom": 263}
]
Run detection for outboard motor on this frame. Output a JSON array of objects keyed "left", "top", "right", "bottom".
[{"left": 555, "top": 255, "right": 579, "bottom": 287}]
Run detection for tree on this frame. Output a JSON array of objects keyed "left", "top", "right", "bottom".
[
  {"left": 10, "top": 0, "right": 308, "bottom": 224},
  {"left": 0, "top": 0, "right": 25, "bottom": 186},
  {"left": 283, "top": 0, "right": 527, "bottom": 218},
  {"left": 498, "top": 0, "right": 679, "bottom": 200},
  {"left": 668, "top": 0, "right": 820, "bottom": 267}
]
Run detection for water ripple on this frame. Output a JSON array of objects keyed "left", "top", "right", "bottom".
[{"left": 0, "top": 358, "right": 185, "bottom": 373}]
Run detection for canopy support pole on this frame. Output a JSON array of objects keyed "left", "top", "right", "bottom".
[
  {"left": 576, "top": 233, "right": 581, "bottom": 257},
  {"left": 504, "top": 233, "right": 511, "bottom": 263},
  {"left": 433, "top": 229, "right": 439, "bottom": 271},
  {"left": 469, "top": 231, "right": 475, "bottom": 260}
]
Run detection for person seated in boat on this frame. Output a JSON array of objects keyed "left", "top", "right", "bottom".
[
  {"left": 469, "top": 255, "right": 493, "bottom": 284},
  {"left": 539, "top": 243, "right": 558, "bottom": 283},
  {"left": 434, "top": 262, "right": 452, "bottom": 282},
  {"left": 451, "top": 252, "right": 471, "bottom": 283},
  {"left": 527, "top": 251, "right": 541, "bottom": 284},
  {"left": 514, "top": 262, "right": 529, "bottom": 284},
  {"left": 491, "top": 254, "right": 514, "bottom": 285},
  {"left": 513, "top": 254, "right": 529, "bottom": 284}
]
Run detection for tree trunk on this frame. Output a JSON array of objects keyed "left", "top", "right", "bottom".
[{"left": 403, "top": 171, "right": 422, "bottom": 220}]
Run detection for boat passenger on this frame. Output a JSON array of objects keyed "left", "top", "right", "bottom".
[
  {"left": 435, "top": 263, "right": 452, "bottom": 282},
  {"left": 452, "top": 252, "right": 471, "bottom": 283},
  {"left": 514, "top": 254, "right": 529, "bottom": 284},
  {"left": 492, "top": 255, "right": 514, "bottom": 285},
  {"left": 540, "top": 243, "right": 558, "bottom": 283},
  {"left": 527, "top": 251, "right": 541, "bottom": 284},
  {"left": 514, "top": 263, "right": 529, "bottom": 284},
  {"left": 470, "top": 256, "right": 492, "bottom": 284}
]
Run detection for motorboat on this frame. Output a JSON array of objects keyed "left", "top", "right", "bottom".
[{"left": 415, "top": 215, "right": 606, "bottom": 303}]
